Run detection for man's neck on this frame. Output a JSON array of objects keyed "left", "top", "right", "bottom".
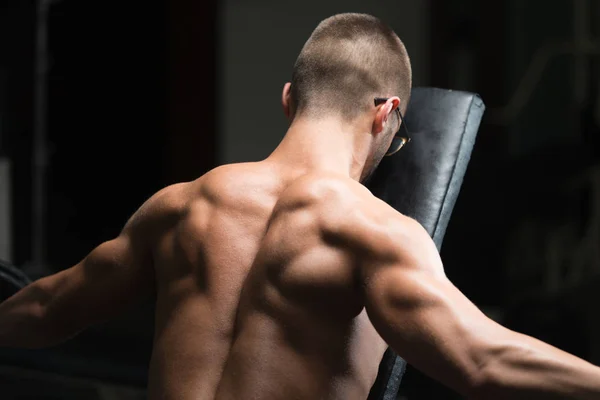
[{"left": 267, "top": 117, "right": 369, "bottom": 182}]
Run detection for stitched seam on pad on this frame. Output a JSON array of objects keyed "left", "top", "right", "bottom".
[{"left": 431, "top": 94, "right": 477, "bottom": 245}]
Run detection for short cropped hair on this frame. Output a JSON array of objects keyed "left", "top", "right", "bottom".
[{"left": 290, "top": 13, "right": 412, "bottom": 121}]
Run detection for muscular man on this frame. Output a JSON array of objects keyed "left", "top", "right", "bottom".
[{"left": 1, "top": 13, "right": 600, "bottom": 400}]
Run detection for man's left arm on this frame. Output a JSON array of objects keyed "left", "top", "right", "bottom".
[{"left": 0, "top": 185, "right": 183, "bottom": 348}]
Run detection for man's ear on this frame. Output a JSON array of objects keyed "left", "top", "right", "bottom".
[
  {"left": 282, "top": 82, "right": 292, "bottom": 119},
  {"left": 372, "top": 96, "right": 401, "bottom": 135}
]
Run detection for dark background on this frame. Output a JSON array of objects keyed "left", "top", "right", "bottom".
[{"left": 0, "top": 0, "right": 599, "bottom": 398}]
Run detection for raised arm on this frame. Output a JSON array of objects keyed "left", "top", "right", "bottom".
[
  {"left": 0, "top": 184, "right": 185, "bottom": 348},
  {"left": 346, "top": 199, "right": 600, "bottom": 399}
]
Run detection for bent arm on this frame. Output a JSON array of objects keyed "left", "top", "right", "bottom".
[
  {"left": 364, "top": 265, "right": 600, "bottom": 399},
  {"left": 0, "top": 184, "right": 185, "bottom": 349},
  {"left": 360, "top": 218, "right": 600, "bottom": 399},
  {"left": 0, "top": 234, "right": 154, "bottom": 349}
]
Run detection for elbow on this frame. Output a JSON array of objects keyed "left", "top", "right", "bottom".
[
  {"left": 10, "top": 283, "right": 70, "bottom": 349},
  {"left": 466, "top": 370, "right": 494, "bottom": 400},
  {"left": 0, "top": 299, "right": 49, "bottom": 349},
  {"left": 468, "top": 370, "right": 510, "bottom": 400},
  {"left": 465, "top": 344, "right": 511, "bottom": 400},
  {"left": 19, "top": 301, "right": 61, "bottom": 349}
]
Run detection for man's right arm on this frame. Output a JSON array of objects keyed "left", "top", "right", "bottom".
[{"left": 350, "top": 207, "right": 600, "bottom": 399}]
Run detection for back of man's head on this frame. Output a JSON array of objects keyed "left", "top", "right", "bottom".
[{"left": 291, "top": 13, "right": 412, "bottom": 121}]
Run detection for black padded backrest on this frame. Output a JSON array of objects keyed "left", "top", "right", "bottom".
[
  {"left": 0, "top": 259, "right": 31, "bottom": 300},
  {"left": 366, "top": 87, "right": 485, "bottom": 400}
]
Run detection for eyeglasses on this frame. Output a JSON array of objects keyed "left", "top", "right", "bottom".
[{"left": 374, "top": 97, "right": 411, "bottom": 156}]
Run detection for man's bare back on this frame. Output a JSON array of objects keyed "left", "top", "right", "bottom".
[
  {"left": 147, "top": 162, "right": 390, "bottom": 399},
  {"left": 3, "top": 12, "right": 600, "bottom": 400},
  {"left": 3, "top": 157, "right": 600, "bottom": 400}
]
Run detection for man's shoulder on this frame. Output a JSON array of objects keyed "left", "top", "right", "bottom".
[
  {"left": 292, "top": 176, "right": 426, "bottom": 262},
  {"left": 273, "top": 173, "right": 412, "bottom": 235},
  {"left": 253, "top": 171, "right": 366, "bottom": 219},
  {"left": 199, "top": 162, "right": 279, "bottom": 205},
  {"left": 201, "top": 163, "right": 361, "bottom": 212},
  {"left": 124, "top": 182, "right": 191, "bottom": 237},
  {"left": 283, "top": 172, "right": 362, "bottom": 202}
]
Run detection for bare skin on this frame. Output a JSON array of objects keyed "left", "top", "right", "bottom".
[{"left": 2, "top": 86, "right": 600, "bottom": 400}]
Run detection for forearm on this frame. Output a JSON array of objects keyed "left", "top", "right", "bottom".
[
  {"left": 0, "top": 278, "right": 66, "bottom": 348},
  {"left": 365, "top": 268, "right": 600, "bottom": 399},
  {"left": 476, "top": 331, "right": 600, "bottom": 400}
]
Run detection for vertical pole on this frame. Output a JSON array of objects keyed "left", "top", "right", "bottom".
[
  {"left": 573, "top": 0, "right": 590, "bottom": 107},
  {"left": 166, "top": 0, "right": 218, "bottom": 183},
  {"left": 31, "top": 0, "right": 50, "bottom": 273}
]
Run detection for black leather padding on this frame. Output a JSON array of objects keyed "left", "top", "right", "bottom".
[
  {"left": 0, "top": 259, "right": 31, "bottom": 301},
  {"left": 366, "top": 87, "right": 485, "bottom": 400}
]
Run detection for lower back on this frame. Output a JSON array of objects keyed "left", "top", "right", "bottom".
[
  {"left": 215, "top": 312, "right": 382, "bottom": 400},
  {"left": 148, "top": 297, "right": 236, "bottom": 400}
]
